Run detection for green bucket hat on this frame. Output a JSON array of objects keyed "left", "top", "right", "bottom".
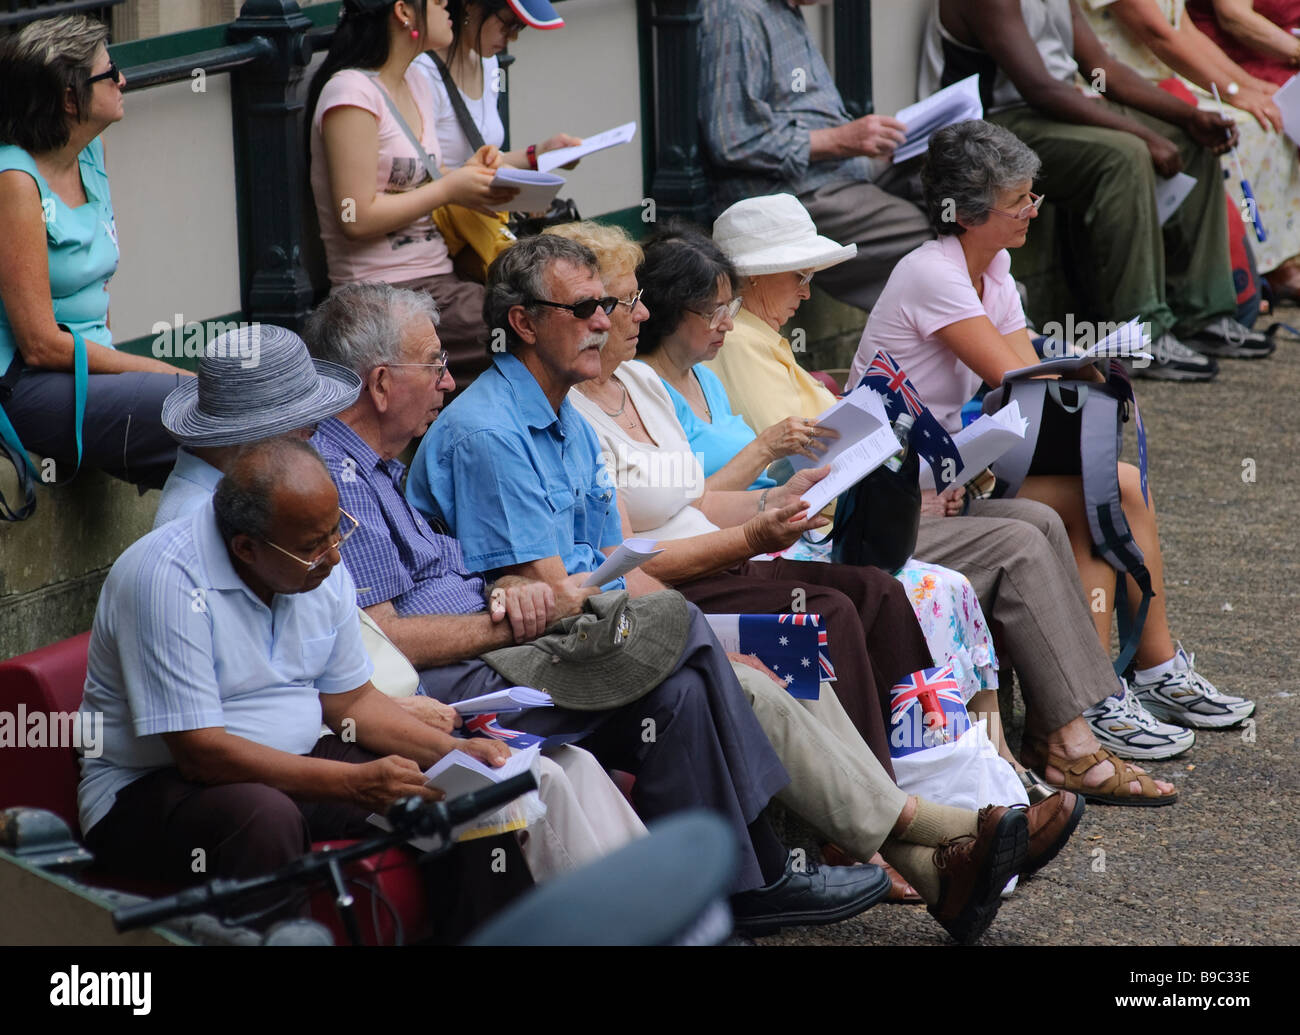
[{"left": 480, "top": 590, "right": 690, "bottom": 711}]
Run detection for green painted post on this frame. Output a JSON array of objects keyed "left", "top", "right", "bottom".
[
  {"left": 646, "top": 0, "right": 711, "bottom": 225},
  {"left": 227, "top": 0, "right": 317, "bottom": 332},
  {"left": 833, "top": 0, "right": 873, "bottom": 118}
]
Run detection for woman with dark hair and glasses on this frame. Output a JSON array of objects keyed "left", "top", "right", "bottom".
[
  {"left": 0, "top": 15, "right": 190, "bottom": 516},
  {"left": 307, "top": 0, "right": 518, "bottom": 384},
  {"left": 414, "top": 0, "right": 582, "bottom": 173}
]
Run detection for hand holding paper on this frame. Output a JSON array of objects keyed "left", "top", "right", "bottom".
[
  {"left": 490, "top": 167, "right": 565, "bottom": 211},
  {"left": 893, "top": 75, "right": 983, "bottom": 163},
  {"left": 536, "top": 121, "right": 637, "bottom": 173}
]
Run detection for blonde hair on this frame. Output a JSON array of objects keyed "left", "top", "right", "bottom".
[{"left": 544, "top": 221, "right": 644, "bottom": 282}]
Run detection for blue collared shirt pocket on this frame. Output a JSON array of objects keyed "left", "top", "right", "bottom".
[
  {"left": 577, "top": 484, "right": 614, "bottom": 551},
  {"left": 297, "top": 633, "right": 338, "bottom": 684}
]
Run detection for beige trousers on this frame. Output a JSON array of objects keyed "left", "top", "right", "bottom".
[
  {"left": 517, "top": 746, "right": 647, "bottom": 880},
  {"left": 731, "top": 665, "right": 907, "bottom": 864}
]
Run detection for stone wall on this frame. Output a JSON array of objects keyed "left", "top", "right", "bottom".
[{"left": 0, "top": 470, "right": 159, "bottom": 661}]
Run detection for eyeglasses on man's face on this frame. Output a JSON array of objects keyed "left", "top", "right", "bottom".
[
  {"left": 687, "top": 295, "right": 744, "bottom": 331},
  {"left": 264, "top": 508, "right": 360, "bottom": 573},
  {"left": 528, "top": 296, "right": 619, "bottom": 320},
  {"left": 86, "top": 60, "right": 122, "bottom": 87},
  {"left": 796, "top": 269, "right": 815, "bottom": 287},
  {"left": 988, "top": 191, "right": 1044, "bottom": 223},
  {"left": 385, "top": 350, "right": 450, "bottom": 381}
]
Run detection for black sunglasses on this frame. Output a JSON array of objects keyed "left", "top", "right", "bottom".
[
  {"left": 86, "top": 61, "right": 122, "bottom": 87},
  {"left": 527, "top": 296, "right": 618, "bottom": 319}
]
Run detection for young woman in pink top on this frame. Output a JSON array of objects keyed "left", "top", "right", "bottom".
[{"left": 307, "top": 0, "right": 517, "bottom": 383}]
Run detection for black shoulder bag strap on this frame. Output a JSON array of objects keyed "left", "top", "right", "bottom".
[{"left": 427, "top": 51, "right": 488, "bottom": 154}]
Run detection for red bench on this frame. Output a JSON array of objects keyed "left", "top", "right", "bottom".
[{"left": 0, "top": 632, "right": 431, "bottom": 945}]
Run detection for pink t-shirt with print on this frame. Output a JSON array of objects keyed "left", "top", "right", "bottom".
[
  {"left": 310, "top": 66, "right": 453, "bottom": 286},
  {"left": 847, "top": 234, "right": 1027, "bottom": 433}
]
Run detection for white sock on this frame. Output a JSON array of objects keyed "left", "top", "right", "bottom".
[{"left": 1135, "top": 656, "right": 1177, "bottom": 683}]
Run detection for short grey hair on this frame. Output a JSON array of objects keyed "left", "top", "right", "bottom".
[
  {"left": 302, "top": 282, "right": 440, "bottom": 375},
  {"left": 213, "top": 438, "right": 329, "bottom": 545},
  {"left": 921, "top": 120, "right": 1042, "bottom": 237},
  {"left": 484, "top": 235, "right": 600, "bottom": 351}
]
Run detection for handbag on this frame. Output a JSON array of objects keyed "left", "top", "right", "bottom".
[
  {"left": 827, "top": 444, "right": 921, "bottom": 575},
  {"left": 370, "top": 70, "right": 515, "bottom": 283}
]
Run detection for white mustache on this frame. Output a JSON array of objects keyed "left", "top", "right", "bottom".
[{"left": 581, "top": 332, "right": 609, "bottom": 352}]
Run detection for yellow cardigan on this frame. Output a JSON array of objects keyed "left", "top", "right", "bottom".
[{"left": 704, "top": 307, "right": 838, "bottom": 434}]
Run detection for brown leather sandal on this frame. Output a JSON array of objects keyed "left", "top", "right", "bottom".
[{"left": 1021, "top": 745, "right": 1178, "bottom": 807}]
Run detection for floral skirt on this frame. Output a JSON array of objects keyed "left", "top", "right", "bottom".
[{"left": 775, "top": 538, "right": 999, "bottom": 701}]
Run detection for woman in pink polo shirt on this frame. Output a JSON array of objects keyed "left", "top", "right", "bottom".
[{"left": 848, "top": 119, "right": 1255, "bottom": 774}]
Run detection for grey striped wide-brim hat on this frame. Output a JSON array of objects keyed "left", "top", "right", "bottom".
[{"left": 162, "top": 324, "right": 362, "bottom": 447}]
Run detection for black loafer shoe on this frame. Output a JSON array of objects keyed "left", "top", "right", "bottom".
[{"left": 730, "top": 859, "right": 892, "bottom": 937}]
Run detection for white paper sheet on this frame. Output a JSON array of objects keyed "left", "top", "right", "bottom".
[
  {"left": 1003, "top": 317, "right": 1152, "bottom": 381},
  {"left": 892, "top": 74, "right": 983, "bottom": 163},
  {"left": 491, "top": 167, "right": 565, "bottom": 211},
  {"left": 918, "top": 401, "right": 1029, "bottom": 490},
  {"left": 1154, "top": 172, "right": 1196, "bottom": 226},
  {"left": 788, "top": 384, "right": 893, "bottom": 472},
  {"left": 1274, "top": 73, "right": 1300, "bottom": 147},
  {"left": 368, "top": 744, "right": 542, "bottom": 847},
  {"left": 796, "top": 424, "right": 903, "bottom": 515},
  {"left": 451, "top": 686, "right": 553, "bottom": 716},
  {"left": 583, "top": 537, "right": 663, "bottom": 587},
  {"left": 536, "top": 121, "right": 637, "bottom": 173}
]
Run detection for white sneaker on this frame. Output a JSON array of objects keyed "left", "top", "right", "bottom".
[
  {"left": 1131, "top": 644, "right": 1256, "bottom": 730},
  {"left": 1084, "top": 679, "right": 1196, "bottom": 760}
]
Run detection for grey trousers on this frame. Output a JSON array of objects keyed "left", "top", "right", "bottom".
[
  {"left": 913, "top": 496, "right": 1116, "bottom": 737},
  {"left": 799, "top": 163, "right": 935, "bottom": 311}
]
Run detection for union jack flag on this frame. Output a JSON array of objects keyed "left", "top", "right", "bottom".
[
  {"left": 465, "top": 713, "right": 543, "bottom": 747},
  {"left": 889, "top": 664, "right": 965, "bottom": 725},
  {"left": 889, "top": 664, "right": 971, "bottom": 757}
]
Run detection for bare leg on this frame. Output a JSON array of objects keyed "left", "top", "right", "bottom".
[
  {"left": 1116, "top": 462, "right": 1177, "bottom": 668},
  {"left": 967, "top": 689, "right": 1022, "bottom": 770},
  {"left": 1019, "top": 473, "right": 1117, "bottom": 649}
]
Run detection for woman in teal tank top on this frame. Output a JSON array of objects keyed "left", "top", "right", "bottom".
[{"left": 0, "top": 15, "right": 190, "bottom": 518}]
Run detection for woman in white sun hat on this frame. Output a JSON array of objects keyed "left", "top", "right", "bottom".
[{"left": 703, "top": 193, "right": 856, "bottom": 442}]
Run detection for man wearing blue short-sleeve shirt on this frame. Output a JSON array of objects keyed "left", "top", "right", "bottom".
[{"left": 78, "top": 438, "right": 525, "bottom": 929}]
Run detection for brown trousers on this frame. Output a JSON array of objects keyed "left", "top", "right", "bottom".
[
  {"left": 84, "top": 735, "right": 532, "bottom": 939},
  {"left": 677, "top": 559, "right": 934, "bottom": 780}
]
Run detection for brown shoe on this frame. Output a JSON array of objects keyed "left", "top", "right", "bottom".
[
  {"left": 928, "top": 805, "right": 1027, "bottom": 945},
  {"left": 1020, "top": 790, "right": 1085, "bottom": 880}
]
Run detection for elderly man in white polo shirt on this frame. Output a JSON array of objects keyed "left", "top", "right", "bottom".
[{"left": 78, "top": 437, "right": 534, "bottom": 934}]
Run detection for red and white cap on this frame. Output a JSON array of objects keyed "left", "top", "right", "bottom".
[{"left": 506, "top": 0, "right": 565, "bottom": 30}]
